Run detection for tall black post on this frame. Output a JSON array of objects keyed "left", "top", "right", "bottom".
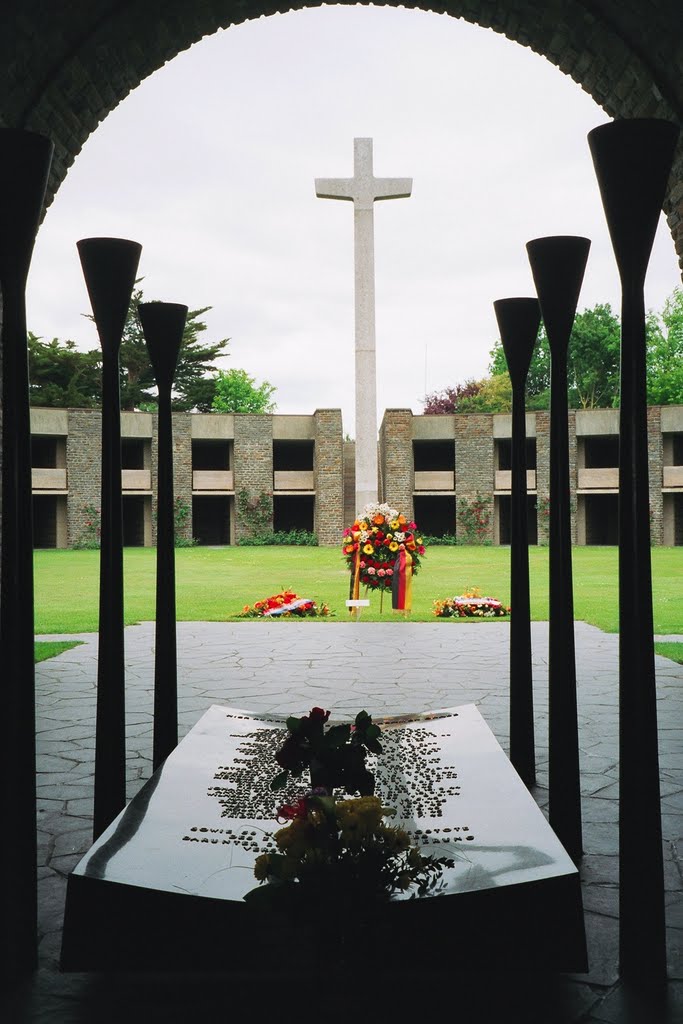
[
  {"left": 78, "top": 238, "right": 141, "bottom": 841},
  {"left": 0, "top": 129, "right": 53, "bottom": 977},
  {"left": 588, "top": 118, "right": 678, "bottom": 983},
  {"left": 138, "top": 302, "right": 187, "bottom": 769},
  {"left": 527, "top": 236, "right": 590, "bottom": 866},
  {"left": 493, "top": 297, "right": 541, "bottom": 788}
]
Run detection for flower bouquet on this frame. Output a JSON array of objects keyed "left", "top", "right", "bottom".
[
  {"left": 245, "top": 706, "right": 454, "bottom": 915},
  {"left": 239, "top": 589, "right": 331, "bottom": 618},
  {"left": 271, "top": 707, "right": 382, "bottom": 794},
  {"left": 246, "top": 792, "right": 453, "bottom": 910},
  {"left": 342, "top": 502, "right": 425, "bottom": 593},
  {"left": 433, "top": 588, "right": 510, "bottom": 618}
]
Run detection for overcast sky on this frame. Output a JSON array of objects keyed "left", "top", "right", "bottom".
[{"left": 26, "top": 5, "right": 681, "bottom": 431}]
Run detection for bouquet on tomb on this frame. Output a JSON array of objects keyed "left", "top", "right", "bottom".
[
  {"left": 245, "top": 791, "right": 454, "bottom": 908},
  {"left": 244, "top": 706, "right": 453, "bottom": 908},
  {"left": 342, "top": 502, "right": 425, "bottom": 596},
  {"left": 432, "top": 588, "right": 510, "bottom": 618},
  {"left": 270, "top": 707, "right": 382, "bottom": 795},
  {"left": 239, "top": 589, "right": 331, "bottom": 618}
]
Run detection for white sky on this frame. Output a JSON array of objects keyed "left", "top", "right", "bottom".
[{"left": 26, "top": 5, "right": 682, "bottom": 431}]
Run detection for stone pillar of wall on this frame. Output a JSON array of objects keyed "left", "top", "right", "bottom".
[
  {"left": 66, "top": 409, "right": 102, "bottom": 547},
  {"left": 170, "top": 411, "right": 193, "bottom": 544},
  {"left": 314, "top": 409, "right": 343, "bottom": 546},
  {"left": 454, "top": 415, "right": 495, "bottom": 542},
  {"left": 647, "top": 406, "right": 663, "bottom": 544},
  {"left": 535, "top": 412, "right": 551, "bottom": 544},
  {"left": 568, "top": 410, "right": 578, "bottom": 544},
  {"left": 379, "top": 409, "right": 413, "bottom": 520},
  {"left": 342, "top": 440, "right": 356, "bottom": 527},
  {"left": 233, "top": 414, "right": 273, "bottom": 542}
]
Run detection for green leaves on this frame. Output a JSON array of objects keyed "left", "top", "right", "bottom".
[{"left": 211, "top": 368, "right": 276, "bottom": 413}]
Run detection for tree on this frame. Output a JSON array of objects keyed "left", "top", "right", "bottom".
[
  {"left": 212, "top": 368, "right": 277, "bottom": 413},
  {"left": 647, "top": 286, "right": 683, "bottom": 404},
  {"left": 457, "top": 374, "right": 513, "bottom": 412},
  {"left": 28, "top": 333, "right": 101, "bottom": 408},
  {"left": 422, "top": 380, "right": 483, "bottom": 414},
  {"left": 489, "top": 303, "right": 622, "bottom": 409},
  {"left": 117, "top": 286, "right": 230, "bottom": 411}
]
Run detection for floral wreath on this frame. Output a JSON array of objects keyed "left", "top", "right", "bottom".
[{"left": 342, "top": 502, "right": 425, "bottom": 593}]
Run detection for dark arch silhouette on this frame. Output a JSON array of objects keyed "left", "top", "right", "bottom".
[{"left": 0, "top": 0, "right": 681, "bottom": 272}]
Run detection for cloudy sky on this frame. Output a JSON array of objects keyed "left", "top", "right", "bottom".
[{"left": 26, "top": 5, "right": 681, "bottom": 431}]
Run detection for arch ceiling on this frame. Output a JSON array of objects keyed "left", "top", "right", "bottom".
[{"left": 1, "top": 0, "right": 682, "bottom": 271}]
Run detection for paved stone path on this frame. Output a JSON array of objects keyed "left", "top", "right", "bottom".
[{"left": 4, "top": 620, "right": 682, "bottom": 1022}]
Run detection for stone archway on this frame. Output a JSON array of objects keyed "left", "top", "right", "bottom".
[{"left": 1, "top": 0, "right": 682, "bottom": 271}]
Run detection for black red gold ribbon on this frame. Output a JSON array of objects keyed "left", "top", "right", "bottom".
[{"left": 391, "top": 547, "right": 413, "bottom": 612}]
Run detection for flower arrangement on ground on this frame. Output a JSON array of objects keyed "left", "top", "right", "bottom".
[
  {"left": 433, "top": 587, "right": 510, "bottom": 618},
  {"left": 245, "top": 706, "right": 454, "bottom": 909},
  {"left": 342, "top": 502, "right": 425, "bottom": 594},
  {"left": 239, "top": 590, "right": 331, "bottom": 618}
]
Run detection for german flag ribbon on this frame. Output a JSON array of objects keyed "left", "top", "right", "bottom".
[
  {"left": 350, "top": 531, "right": 362, "bottom": 608},
  {"left": 392, "top": 547, "right": 413, "bottom": 611}
]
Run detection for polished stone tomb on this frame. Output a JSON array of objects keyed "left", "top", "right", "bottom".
[{"left": 61, "top": 704, "right": 586, "bottom": 972}]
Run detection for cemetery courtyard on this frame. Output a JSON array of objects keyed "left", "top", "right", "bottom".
[{"left": 4, "top": 544, "right": 680, "bottom": 1022}]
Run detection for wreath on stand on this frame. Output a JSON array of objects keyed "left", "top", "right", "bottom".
[{"left": 342, "top": 502, "right": 425, "bottom": 613}]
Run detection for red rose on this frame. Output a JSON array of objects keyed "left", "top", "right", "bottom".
[{"left": 309, "top": 707, "right": 330, "bottom": 723}]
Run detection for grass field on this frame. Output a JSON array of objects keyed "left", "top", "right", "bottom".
[{"left": 33, "top": 545, "right": 682, "bottom": 637}]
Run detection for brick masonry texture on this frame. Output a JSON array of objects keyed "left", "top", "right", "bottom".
[
  {"left": 1, "top": 1, "right": 682, "bottom": 273},
  {"left": 380, "top": 410, "right": 414, "bottom": 521},
  {"left": 27, "top": 406, "right": 683, "bottom": 548},
  {"left": 66, "top": 409, "right": 102, "bottom": 546},
  {"left": 455, "top": 414, "right": 496, "bottom": 542},
  {"left": 314, "top": 409, "right": 344, "bottom": 545},
  {"left": 233, "top": 414, "right": 274, "bottom": 543}
]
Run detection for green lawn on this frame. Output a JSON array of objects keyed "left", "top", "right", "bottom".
[
  {"left": 33, "top": 545, "right": 683, "bottom": 636},
  {"left": 35, "top": 640, "right": 82, "bottom": 662}
]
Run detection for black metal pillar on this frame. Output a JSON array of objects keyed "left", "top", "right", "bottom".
[
  {"left": 78, "top": 238, "right": 141, "bottom": 841},
  {"left": 588, "top": 117, "right": 678, "bottom": 983},
  {"left": 527, "top": 236, "right": 590, "bottom": 866},
  {"left": 493, "top": 297, "right": 541, "bottom": 788},
  {"left": 0, "top": 128, "right": 53, "bottom": 977},
  {"left": 138, "top": 302, "right": 187, "bottom": 769}
]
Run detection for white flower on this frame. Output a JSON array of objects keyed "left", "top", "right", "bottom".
[
  {"left": 394, "top": 531, "right": 405, "bottom": 543},
  {"left": 359, "top": 530, "right": 369, "bottom": 542}
]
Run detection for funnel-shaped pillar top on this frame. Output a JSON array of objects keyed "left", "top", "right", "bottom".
[
  {"left": 0, "top": 128, "right": 53, "bottom": 282},
  {"left": 77, "top": 237, "right": 142, "bottom": 355},
  {"left": 493, "top": 297, "right": 541, "bottom": 390},
  {"left": 588, "top": 119, "right": 679, "bottom": 286},
  {"left": 526, "top": 237, "right": 590, "bottom": 352},
  {"left": 138, "top": 302, "right": 188, "bottom": 392}
]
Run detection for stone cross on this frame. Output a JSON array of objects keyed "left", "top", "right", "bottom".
[{"left": 316, "top": 138, "right": 412, "bottom": 513}]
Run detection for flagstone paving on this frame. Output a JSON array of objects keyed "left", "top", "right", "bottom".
[{"left": 4, "top": 620, "right": 682, "bottom": 1022}]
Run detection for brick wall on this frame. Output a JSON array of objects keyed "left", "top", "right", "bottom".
[
  {"left": 647, "top": 405, "right": 663, "bottom": 544},
  {"left": 535, "top": 412, "right": 551, "bottom": 542},
  {"left": 65, "top": 409, "right": 102, "bottom": 546},
  {"left": 233, "top": 414, "right": 273, "bottom": 542},
  {"left": 314, "top": 409, "right": 343, "bottom": 546},
  {"left": 454, "top": 415, "right": 495, "bottom": 542},
  {"left": 379, "top": 410, "right": 413, "bottom": 520}
]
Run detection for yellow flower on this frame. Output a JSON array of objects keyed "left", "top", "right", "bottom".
[
  {"left": 274, "top": 819, "right": 310, "bottom": 857},
  {"left": 416, "top": 537, "right": 423, "bottom": 545},
  {"left": 254, "top": 854, "right": 271, "bottom": 881},
  {"left": 389, "top": 541, "right": 399, "bottom": 552},
  {"left": 359, "top": 521, "right": 369, "bottom": 531},
  {"left": 363, "top": 543, "right": 374, "bottom": 555},
  {"left": 390, "top": 519, "right": 399, "bottom": 530}
]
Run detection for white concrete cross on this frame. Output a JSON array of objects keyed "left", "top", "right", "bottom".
[{"left": 316, "top": 138, "right": 412, "bottom": 513}]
